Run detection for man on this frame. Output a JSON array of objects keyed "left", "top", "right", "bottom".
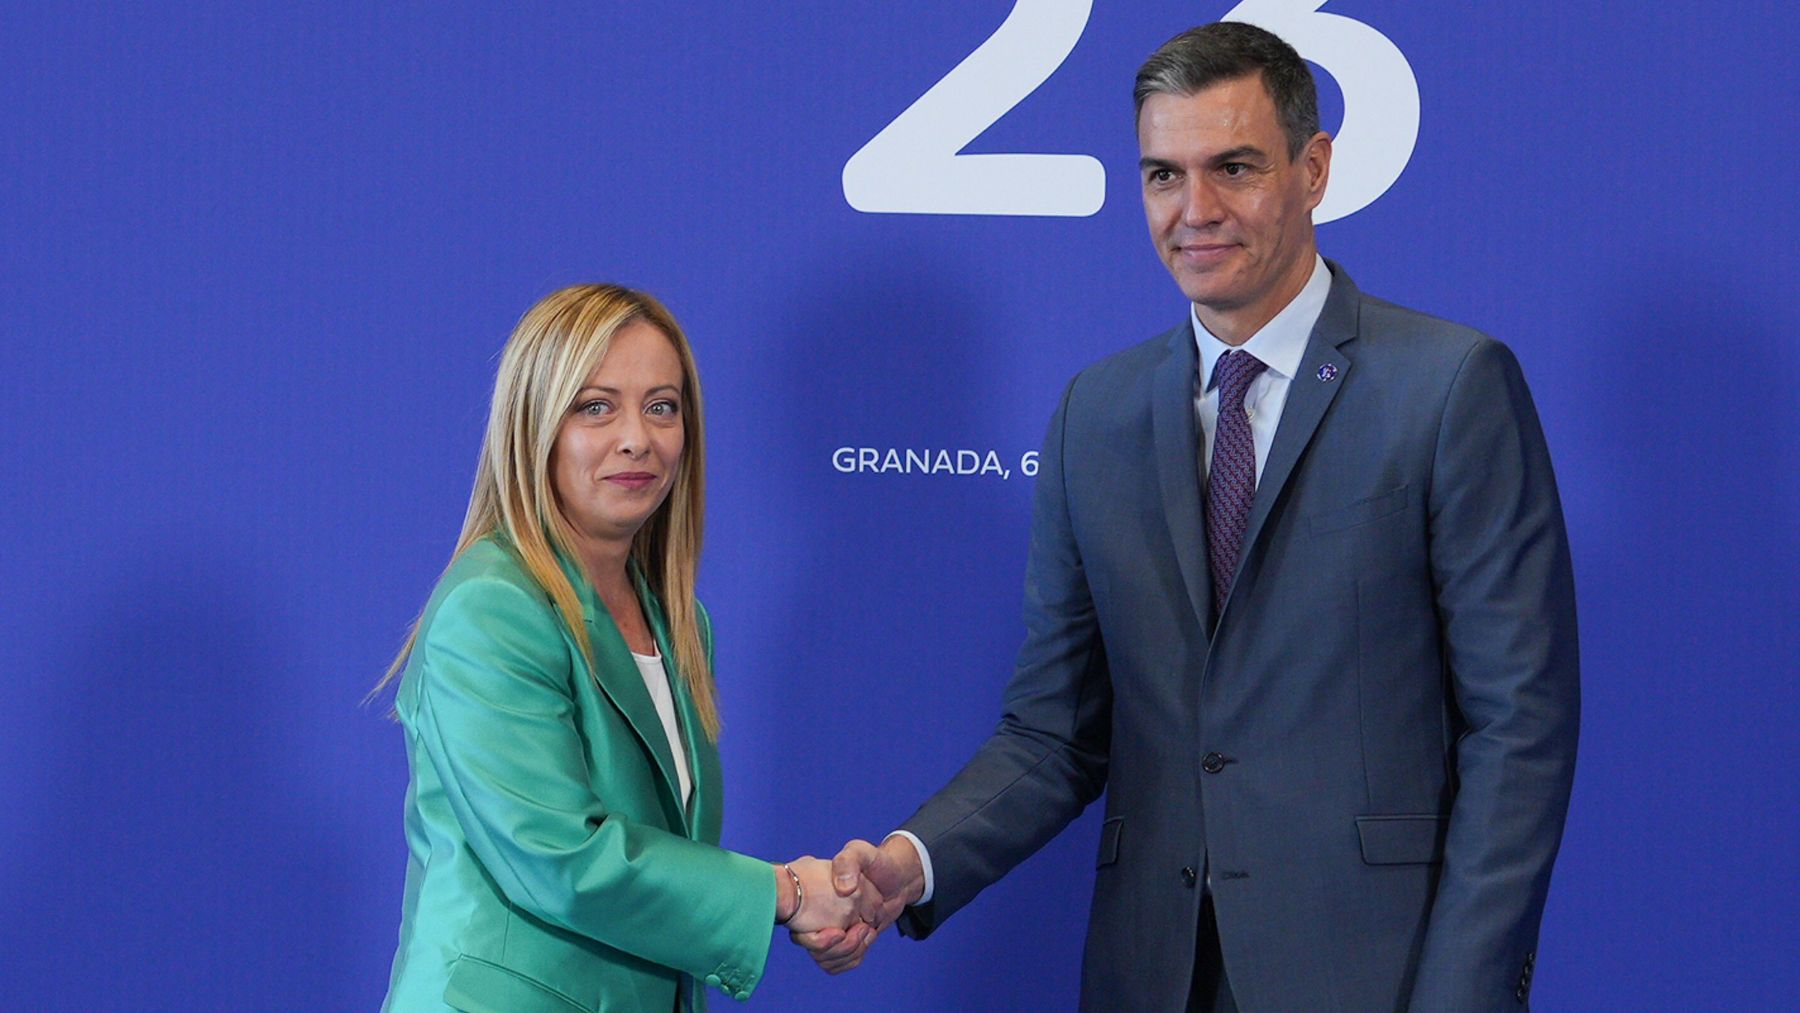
[{"left": 801, "top": 22, "right": 1578, "bottom": 1011}]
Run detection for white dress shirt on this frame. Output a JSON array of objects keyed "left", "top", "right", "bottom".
[
  {"left": 897, "top": 256, "right": 1333, "bottom": 908},
  {"left": 1194, "top": 255, "right": 1332, "bottom": 484}
]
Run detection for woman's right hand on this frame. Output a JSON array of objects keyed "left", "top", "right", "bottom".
[{"left": 777, "top": 856, "right": 867, "bottom": 934}]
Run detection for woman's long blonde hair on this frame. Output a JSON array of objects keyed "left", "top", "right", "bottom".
[{"left": 372, "top": 284, "right": 718, "bottom": 740}]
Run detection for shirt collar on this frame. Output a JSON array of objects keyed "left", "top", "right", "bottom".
[{"left": 1192, "top": 254, "right": 1331, "bottom": 390}]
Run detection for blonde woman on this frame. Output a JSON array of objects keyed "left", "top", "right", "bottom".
[{"left": 376, "top": 285, "right": 869, "bottom": 1011}]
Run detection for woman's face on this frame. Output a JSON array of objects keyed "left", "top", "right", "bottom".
[{"left": 550, "top": 319, "right": 686, "bottom": 552}]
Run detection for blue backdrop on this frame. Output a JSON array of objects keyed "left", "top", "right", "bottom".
[{"left": 3, "top": 3, "right": 1796, "bottom": 1009}]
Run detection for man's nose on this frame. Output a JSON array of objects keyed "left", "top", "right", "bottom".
[{"left": 1182, "top": 176, "right": 1224, "bottom": 228}]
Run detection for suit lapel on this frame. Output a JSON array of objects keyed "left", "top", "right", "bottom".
[
  {"left": 1150, "top": 320, "right": 1215, "bottom": 633},
  {"left": 666, "top": 640, "right": 720, "bottom": 844},
  {"left": 634, "top": 568, "right": 716, "bottom": 842},
  {"left": 1232, "top": 264, "right": 1361, "bottom": 605},
  {"left": 558, "top": 552, "right": 690, "bottom": 835}
]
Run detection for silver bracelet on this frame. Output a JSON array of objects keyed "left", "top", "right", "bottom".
[{"left": 780, "top": 862, "right": 804, "bottom": 925}]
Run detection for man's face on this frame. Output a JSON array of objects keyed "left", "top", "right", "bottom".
[{"left": 1138, "top": 74, "right": 1330, "bottom": 343}]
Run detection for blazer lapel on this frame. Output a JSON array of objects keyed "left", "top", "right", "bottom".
[
  {"left": 634, "top": 568, "right": 715, "bottom": 842},
  {"left": 671, "top": 674, "right": 719, "bottom": 844},
  {"left": 1150, "top": 320, "right": 1215, "bottom": 632},
  {"left": 1233, "top": 263, "right": 1361, "bottom": 600},
  {"left": 558, "top": 552, "right": 689, "bottom": 834}
]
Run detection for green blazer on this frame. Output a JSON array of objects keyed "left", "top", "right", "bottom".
[{"left": 382, "top": 535, "right": 775, "bottom": 1012}]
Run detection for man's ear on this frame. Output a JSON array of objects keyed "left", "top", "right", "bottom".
[{"left": 1303, "top": 131, "right": 1333, "bottom": 209}]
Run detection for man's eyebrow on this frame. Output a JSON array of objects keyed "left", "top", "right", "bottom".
[
  {"left": 1209, "top": 145, "right": 1270, "bottom": 165},
  {"left": 1139, "top": 147, "right": 1272, "bottom": 172}
]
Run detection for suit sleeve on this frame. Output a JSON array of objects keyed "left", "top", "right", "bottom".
[
  {"left": 1411, "top": 338, "right": 1580, "bottom": 1010},
  {"left": 409, "top": 575, "right": 775, "bottom": 1000},
  {"left": 898, "top": 378, "right": 1112, "bottom": 937}
]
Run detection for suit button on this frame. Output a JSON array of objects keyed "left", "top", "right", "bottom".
[
  {"left": 1181, "top": 866, "right": 1197, "bottom": 888},
  {"left": 705, "top": 973, "right": 722, "bottom": 987},
  {"left": 1515, "top": 985, "right": 1527, "bottom": 1002},
  {"left": 1202, "top": 752, "right": 1226, "bottom": 774}
]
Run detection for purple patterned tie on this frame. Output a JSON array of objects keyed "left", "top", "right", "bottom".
[{"left": 1206, "top": 349, "right": 1268, "bottom": 618}]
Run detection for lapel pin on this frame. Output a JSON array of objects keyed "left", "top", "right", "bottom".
[{"left": 1317, "top": 363, "right": 1339, "bottom": 383}]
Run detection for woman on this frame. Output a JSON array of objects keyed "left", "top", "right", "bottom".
[{"left": 375, "top": 285, "right": 864, "bottom": 1012}]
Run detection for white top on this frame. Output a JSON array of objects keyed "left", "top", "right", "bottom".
[
  {"left": 1191, "top": 254, "right": 1333, "bottom": 484},
  {"left": 631, "top": 650, "right": 692, "bottom": 806},
  {"left": 900, "top": 257, "right": 1335, "bottom": 908}
]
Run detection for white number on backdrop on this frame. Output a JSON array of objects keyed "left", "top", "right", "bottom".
[
  {"left": 842, "top": 0, "right": 1420, "bottom": 223},
  {"left": 1224, "top": 0, "right": 1419, "bottom": 223},
  {"left": 841, "top": 0, "right": 1105, "bottom": 217}
]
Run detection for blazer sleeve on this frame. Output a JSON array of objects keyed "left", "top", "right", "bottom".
[
  {"left": 1411, "top": 338, "right": 1580, "bottom": 1010},
  {"left": 897, "top": 377, "right": 1113, "bottom": 937},
  {"left": 408, "top": 573, "right": 776, "bottom": 1000}
]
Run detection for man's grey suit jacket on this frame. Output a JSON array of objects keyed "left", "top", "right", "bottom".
[{"left": 896, "top": 264, "right": 1579, "bottom": 1012}]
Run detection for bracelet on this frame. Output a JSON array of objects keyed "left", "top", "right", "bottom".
[{"left": 779, "top": 863, "right": 804, "bottom": 925}]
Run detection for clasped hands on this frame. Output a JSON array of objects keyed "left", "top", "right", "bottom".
[{"left": 780, "top": 835, "right": 925, "bottom": 974}]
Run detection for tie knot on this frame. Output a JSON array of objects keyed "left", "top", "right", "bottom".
[{"left": 1211, "top": 350, "right": 1268, "bottom": 404}]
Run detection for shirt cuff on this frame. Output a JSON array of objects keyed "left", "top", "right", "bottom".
[{"left": 884, "top": 830, "right": 935, "bottom": 906}]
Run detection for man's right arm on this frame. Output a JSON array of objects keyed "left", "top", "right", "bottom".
[{"left": 796, "top": 377, "right": 1113, "bottom": 967}]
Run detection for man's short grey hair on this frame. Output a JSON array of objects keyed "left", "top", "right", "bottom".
[{"left": 1134, "top": 22, "right": 1321, "bottom": 159}]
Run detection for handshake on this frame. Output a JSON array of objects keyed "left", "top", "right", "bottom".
[{"left": 775, "top": 835, "right": 927, "bottom": 974}]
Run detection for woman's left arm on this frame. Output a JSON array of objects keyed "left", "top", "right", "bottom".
[{"left": 411, "top": 573, "right": 776, "bottom": 999}]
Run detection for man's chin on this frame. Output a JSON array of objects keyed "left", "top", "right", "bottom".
[
  {"left": 1169, "top": 266, "right": 1240, "bottom": 304},
  {"left": 1178, "top": 284, "right": 1244, "bottom": 313}
]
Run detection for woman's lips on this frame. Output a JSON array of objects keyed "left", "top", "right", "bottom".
[{"left": 605, "top": 472, "right": 656, "bottom": 490}]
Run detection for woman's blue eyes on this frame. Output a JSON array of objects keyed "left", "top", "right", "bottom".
[{"left": 574, "top": 399, "right": 678, "bottom": 418}]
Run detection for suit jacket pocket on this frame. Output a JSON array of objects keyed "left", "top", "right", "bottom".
[
  {"left": 445, "top": 954, "right": 593, "bottom": 1013},
  {"left": 1355, "top": 814, "right": 1449, "bottom": 865},
  {"left": 1308, "top": 484, "right": 1410, "bottom": 535},
  {"left": 1096, "top": 816, "right": 1123, "bottom": 868}
]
